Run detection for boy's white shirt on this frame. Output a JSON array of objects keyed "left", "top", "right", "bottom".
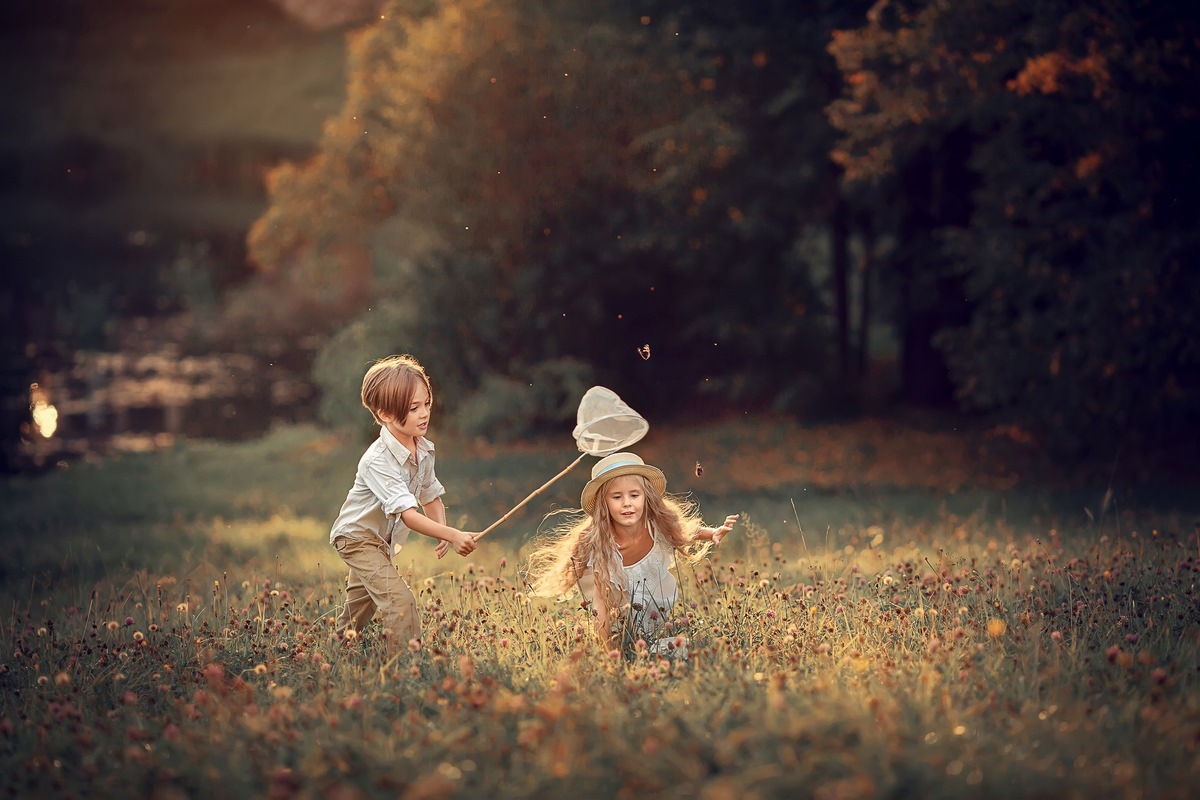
[{"left": 329, "top": 425, "right": 446, "bottom": 557}]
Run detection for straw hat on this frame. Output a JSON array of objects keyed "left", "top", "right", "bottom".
[{"left": 580, "top": 452, "right": 667, "bottom": 515}]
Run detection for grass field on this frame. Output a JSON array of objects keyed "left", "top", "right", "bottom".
[{"left": 1, "top": 420, "right": 1197, "bottom": 798}]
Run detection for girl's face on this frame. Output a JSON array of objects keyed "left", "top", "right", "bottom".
[
  {"left": 603, "top": 475, "right": 646, "bottom": 534},
  {"left": 381, "top": 383, "right": 432, "bottom": 444}
]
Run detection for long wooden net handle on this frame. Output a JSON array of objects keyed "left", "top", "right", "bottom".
[{"left": 474, "top": 452, "right": 589, "bottom": 539}]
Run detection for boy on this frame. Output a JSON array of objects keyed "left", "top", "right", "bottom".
[{"left": 330, "top": 354, "right": 477, "bottom": 650}]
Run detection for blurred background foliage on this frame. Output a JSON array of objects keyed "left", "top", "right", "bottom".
[
  {"left": 826, "top": 0, "right": 1200, "bottom": 458},
  {"left": 3, "top": 0, "right": 1198, "bottom": 471}
]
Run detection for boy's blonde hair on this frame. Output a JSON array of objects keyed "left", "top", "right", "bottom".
[{"left": 360, "top": 354, "right": 432, "bottom": 425}]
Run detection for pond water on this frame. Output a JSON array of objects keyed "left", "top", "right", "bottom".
[{"left": 19, "top": 343, "right": 319, "bottom": 470}]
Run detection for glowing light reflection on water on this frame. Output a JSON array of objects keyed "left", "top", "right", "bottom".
[
  {"left": 18, "top": 347, "right": 317, "bottom": 470},
  {"left": 29, "top": 383, "right": 58, "bottom": 438}
]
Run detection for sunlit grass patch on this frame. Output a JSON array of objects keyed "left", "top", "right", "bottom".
[{"left": 203, "top": 512, "right": 332, "bottom": 572}]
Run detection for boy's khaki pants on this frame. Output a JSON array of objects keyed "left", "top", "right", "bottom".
[{"left": 333, "top": 533, "right": 419, "bottom": 646}]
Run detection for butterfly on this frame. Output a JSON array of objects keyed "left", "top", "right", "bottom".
[
  {"left": 694, "top": 461, "right": 704, "bottom": 477},
  {"left": 637, "top": 344, "right": 651, "bottom": 361}
]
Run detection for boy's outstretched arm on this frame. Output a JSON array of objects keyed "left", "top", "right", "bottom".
[
  {"left": 400, "top": 501, "right": 477, "bottom": 557},
  {"left": 425, "top": 497, "right": 457, "bottom": 560}
]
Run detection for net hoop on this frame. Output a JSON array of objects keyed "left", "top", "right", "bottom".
[{"left": 571, "top": 386, "right": 649, "bottom": 456}]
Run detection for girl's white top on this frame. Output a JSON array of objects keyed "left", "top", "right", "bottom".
[{"left": 605, "top": 525, "right": 679, "bottom": 642}]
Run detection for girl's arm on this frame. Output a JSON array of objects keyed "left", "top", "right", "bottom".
[
  {"left": 576, "top": 568, "right": 612, "bottom": 643},
  {"left": 696, "top": 514, "right": 740, "bottom": 546}
]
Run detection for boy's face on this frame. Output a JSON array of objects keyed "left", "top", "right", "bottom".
[
  {"left": 380, "top": 383, "right": 431, "bottom": 444},
  {"left": 603, "top": 475, "right": 646, "bottom": 534}
]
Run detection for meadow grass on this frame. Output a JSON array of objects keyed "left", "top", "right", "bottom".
[{"left": 1, "top": 422, "right": 1197, "bottom": 799}]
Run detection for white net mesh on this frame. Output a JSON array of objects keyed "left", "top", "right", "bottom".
[
  {"left": 476, "top": 385, "right": 650, "bottom": 537},
  {"left": 571, "top": 386, "right": 649, "bottom": 456}
]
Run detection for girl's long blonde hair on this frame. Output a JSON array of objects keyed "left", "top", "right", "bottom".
[{"left": 525, "top": 474, "right": 713, "bottom": 609}]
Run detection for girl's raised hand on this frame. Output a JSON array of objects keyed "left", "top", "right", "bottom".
[{"left": 711, "top": 514, "right": 739, "bottom": 547}]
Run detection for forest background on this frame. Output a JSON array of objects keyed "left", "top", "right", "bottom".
[{"left": 1, "top": 0, "right": 1198, "bottom": 480}]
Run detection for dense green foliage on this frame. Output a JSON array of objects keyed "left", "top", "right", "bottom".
[
  {"left": 237, "top": 0, "right": 1200, "bottom": 454},
  {"left": 248, "top": 0, "right": 870, "bottom": 431},
  {"left": 827, "top": 0, "right": 1200, "bottom": 455}
]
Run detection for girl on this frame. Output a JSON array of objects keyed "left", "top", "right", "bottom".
[{"left": 526, "top": 452, "right": 738, "bottom": 655}]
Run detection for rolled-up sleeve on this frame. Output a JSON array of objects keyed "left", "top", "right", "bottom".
[
  {"left": 419, "top": 472, "right": 445, "bottom": 506},
  {"left": 359, "top": 452, "right": 421, "bottom": 519}
]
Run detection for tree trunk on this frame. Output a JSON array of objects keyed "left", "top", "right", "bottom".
[
  {"left": 857, "top": 215, "right": 874, "bottom": 375},
  {"left": 831, "top": 193, "right": 851, "bottom": 380}
]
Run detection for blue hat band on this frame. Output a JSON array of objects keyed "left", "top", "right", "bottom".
[{"left": 595, "top": 460, "right": 640, "bottom": 478}]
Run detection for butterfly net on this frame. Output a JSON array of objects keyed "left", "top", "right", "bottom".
[
  {"left": 475, "top": 386, "right": 648, "bottom": 538},
  {"left": 571, "top": 386, "right": 649, "bottom": 456}
]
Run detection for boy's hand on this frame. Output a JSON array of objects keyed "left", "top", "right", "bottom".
[
  {"left": 436, "top": 531, "right": 479, "bottom": 559},
  {"left": 449, "top": 529, "right": 477, "bottom": 557}
]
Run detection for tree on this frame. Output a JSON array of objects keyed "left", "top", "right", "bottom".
[
  {"left": 245, "top": 0, "right": 868, "bottom": 427},
  {"left": 828, "top": 0, "right": 1200, "bottom": 455},
  {"left": 580, "top": 1, "right": 877, "bottom": 412},
  {"left": 248, "top": 0, "right": 710, "bottom": 423}
]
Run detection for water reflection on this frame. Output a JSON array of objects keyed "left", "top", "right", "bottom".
[
  {"left": 20, "top": 345, "right": 317, "bottom": 469},
  {"left": 29, "top": 383, "right": 58, "bottom": 438}
]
